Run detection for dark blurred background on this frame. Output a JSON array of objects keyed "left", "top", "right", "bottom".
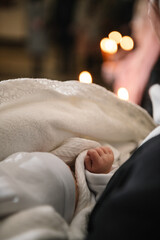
[
  {"left": 0, "top": 0, "right": 134, "bottom": 82},
  {"left": 0, "top": 0, "right": 160, "bottom": 115}
]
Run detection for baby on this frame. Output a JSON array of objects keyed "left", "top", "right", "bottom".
[{"left": 0, "top": 146, "right": 115, "bottom": 223}]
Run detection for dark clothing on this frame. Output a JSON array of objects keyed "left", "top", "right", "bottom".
[{"left": 86, "top": 134, "right": 160, "bottom": 240}]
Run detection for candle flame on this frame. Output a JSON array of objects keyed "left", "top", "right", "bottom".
[
  {"left": 117, "top": 88, "right": 129, "bottom": 101},
  {"left": 108, "top": 31, "right": 122, "bottom": 44},
  {"left": 100, "top": 38, "right": 118, "bottom": 54},
  {"left": 120, "top": 36, "right": 134, "bottom": 51},
  {"left": 79, "top": 71, "right": 92, "bottom": 84}
]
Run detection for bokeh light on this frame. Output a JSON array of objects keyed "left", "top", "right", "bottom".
[
  {"left": 100, "top": 38, "right": 118, "bottom": 54},
  {"left": 108, "top": 31, "right": 122, "bottom": 44},
  {"left": 117, "top": 88, "right": 129, "bottom": 101},
  {"left": 79, "top": 71, "right": 93, "bottom": 84},
  {"left": 120, "top": 36, "right": 134, "bottom": 51}
]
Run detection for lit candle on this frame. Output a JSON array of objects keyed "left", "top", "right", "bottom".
[
  {"left": 117, "top": 87, "right": 129, "bottom": 101},
  {"left": 100, "top": 38, "right": 118, "bottom": 54},
  {"left": 79, "top": 71, "right": 93, "bottom": 84},
  {"left": 108, "top": 31, "right": 122, "bottom": 44},
  {"left": 120, "top": 36, "right": 134, "bottom": 51},
  {"left": 100, "top": 38, "right": 118, "bottom": 61}
]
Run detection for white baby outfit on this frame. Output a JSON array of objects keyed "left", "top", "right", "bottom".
[
  {"left": 0, "top": 150, "right": 118, "bottom": 223},
  {"left": 0, "top": 152, "right": 76, "bottom": 223}
]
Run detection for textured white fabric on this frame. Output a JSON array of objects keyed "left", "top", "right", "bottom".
[
  {"left": 0, "top": 78, "right": 155, "bottom": 162},
  {"left": 0, "top": 138, "right": 102, "bottom": 240},
  {"left": 0, "top": 152, "right": 76, "bottom": 223},
  {"left": 0, "top": 78, "right": 156, "bottom": 240},
  {"left": 85, "top": 164, "right": 118, "bottom": 200},
  {"left": 0, "top": 206, "right": 69, "bottom": 240},
  {"left": 84, "top": 143, "right": 120, "bottom": 200}
]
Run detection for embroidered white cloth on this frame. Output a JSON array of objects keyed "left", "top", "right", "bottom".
[{"left": 0, "top": 78, "right": 156, "bottom": 240}]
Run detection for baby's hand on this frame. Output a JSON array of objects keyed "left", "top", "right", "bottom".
[{"left": 84, "top": 146, "right": 114, "bottom": 174}]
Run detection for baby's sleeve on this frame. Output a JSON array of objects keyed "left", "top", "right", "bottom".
[{"left": 85, "top": 164, "right": 118, "bottom": 201}]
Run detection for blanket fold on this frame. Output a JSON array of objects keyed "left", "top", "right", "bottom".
[
  {"left": 0, "top": 78, "right": 156, "bottom": 162},
  {"left": 0, "top": 78, "right": 156, "bottom": 240}
]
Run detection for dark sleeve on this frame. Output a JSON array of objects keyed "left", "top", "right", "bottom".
[{"left": 85, "top": 135, "right": 160, "bottom": 240}]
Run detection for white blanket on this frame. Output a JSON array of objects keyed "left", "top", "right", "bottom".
[
  {"left": 0, "top": 78, "right": 156, "bottom": 240},
  {"left": 0, "top": 78, "right": 155, "bottom": 160}
]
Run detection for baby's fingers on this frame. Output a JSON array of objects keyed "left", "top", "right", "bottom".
[
  {"left": 86, "top": 149, "right": 102, "bottom": 172},
  {"left": 87, "top": 149, "right": 101, "bottom": 161},
  {"left": 84, "top": 155, "right": 93, "bottom": 172},
  {"left": 101, "top": 146, "right": 113, "bottom": 155},
  {"left": 95, "top": 148, "right": 104, "bottom": 156}
]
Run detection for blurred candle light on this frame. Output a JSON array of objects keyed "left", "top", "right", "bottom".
[
  {"left": 79, "top": 71, "right": 92, "bottom": 84},
  {"left": 117, "top": 88, "right": 129, "bottom": 101},
  {"left": 100, "top": 38, "right": 118, "bottom": 54},
  {"left": 108, "top": 31, "right": 122, "bottom": 44},
  {"left": 120, "top": 36, "right": 134, "bottom": 51}
]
